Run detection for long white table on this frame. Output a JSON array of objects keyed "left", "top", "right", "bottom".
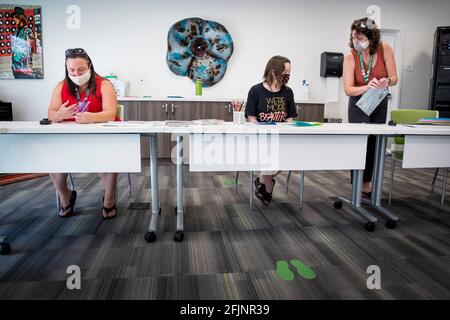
[
  {"left": 169, "top": 123, "right": 450, "bottom": 242},
  {"left": 370, "top": 125, "right": 450, "bottom": 221},
  {"left": 0, "top": 121, "right": 168, "bottom": 254},
  {"left": 1, "top": 121, "right": 449, "bottom": 251},
  {"left": 167, "top": 123, "right": 401, "bottom": 242}
]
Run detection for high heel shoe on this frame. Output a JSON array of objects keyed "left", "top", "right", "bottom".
[
  {"left": 59, "top": 190, "right": 77, "bottom": 218},
  {"left": 102, "top": 196, "right": 117, "bottom": 220}
]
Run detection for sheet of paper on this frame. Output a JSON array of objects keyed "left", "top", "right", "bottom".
[
  {"left": 103, "top": 121, "right": 164, "bottom": 127},
  {"left": 356, "top": 88, "right": 389, "bottom": 116}
]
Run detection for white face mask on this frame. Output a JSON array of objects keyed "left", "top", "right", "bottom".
[
  {"left": 353, "top": 40, "right": 370, "bottom": 52},
  {"left": 69, "top": 69, "right": 91, "bottom": 86}
]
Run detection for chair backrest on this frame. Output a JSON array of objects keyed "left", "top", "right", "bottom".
[
  {"left": 391, "top": 109, "right": 438, "bottom": 125},
  {"left": 391, "top": 109, "right": 438, "bottom": 145},
  {"left": 116, "top": 104, "right": 124, "bottom": 121}
]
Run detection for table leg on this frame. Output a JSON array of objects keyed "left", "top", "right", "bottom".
[
  {"left": 299, "top": 171, "right": 304, "bottom": 209},
  {"left": 441, "top": 168, "right": 448, "bottom": 209},
  {"left": 145, "top": 134, "right": 160, "bottom": 243},
  {"left": 174, "top": 135, "right": 184, "bottom": 242},
  {"left": 369, "top": 135, "right": 399, "bottom": 227},
  {"left": 336, "top": 169, "right": 378, "bottom": 232}
]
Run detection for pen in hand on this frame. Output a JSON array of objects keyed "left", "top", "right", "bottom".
[{"left": 80, "top": 101, "right": 90, "bottom": 113}]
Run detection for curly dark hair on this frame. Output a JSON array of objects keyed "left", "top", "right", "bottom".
[{"left": 349, "top": 18, "right": 381, "bottom": 55}]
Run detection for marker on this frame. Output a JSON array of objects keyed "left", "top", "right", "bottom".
[{"left": 81, "top": 101, "right": 91, "bottom": 112}]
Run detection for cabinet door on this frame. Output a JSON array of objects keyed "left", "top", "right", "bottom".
[
  {"left": 169, "top": 101, "right": 203, "bottom": 121},
  {"left": 202, "top": 101, "right": 232, "bottom": 121},
  {"left": 121, "top": 101, "right": 139, "bottom": 121},
  {"left": 168, "top": 101, "right": 203, "bottom": 160},
  {"left": 139, "top": 101, "right": 170, "bottom": 159},
  {"left": 295, "top": 104, "right": 325, "bottom": 122}
]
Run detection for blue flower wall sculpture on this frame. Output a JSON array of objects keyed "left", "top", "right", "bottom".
[{"left": 166, "top": 17, "right": 234, "bottom": 87}]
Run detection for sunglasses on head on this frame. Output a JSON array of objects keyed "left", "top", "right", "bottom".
[{"left": 65, "top": 48, "right": 88, "bottom": 57}]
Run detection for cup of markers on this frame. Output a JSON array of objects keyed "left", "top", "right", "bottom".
[
  {"left": 77, "top": 98, "right": 91, "bottom": 113},
  {"left": 232, "top": 100, "right": 246, "bottom": 124}
]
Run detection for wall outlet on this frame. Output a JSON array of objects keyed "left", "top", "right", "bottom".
[{"left": 404, "top": 64, "right": 414, "bottom": 71}]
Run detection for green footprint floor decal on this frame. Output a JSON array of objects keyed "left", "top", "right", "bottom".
[
  {"left": 276, "top": 261, "right": 295, "bottom": 281},
  {"left": 276, "top": 259, "right": 316, "bottom": 281},
  {"left": 290, "top": 259, "right": 316, "bottom": 280},
  {"left": 223, "top": 178, "right": 241, "bottom": 187}
]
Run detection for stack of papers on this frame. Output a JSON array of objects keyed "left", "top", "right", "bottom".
[
  {"left": 292, "top": 121, "right": 322, "bottom": 127},
  {"left": 103, "top": 121, "right": 164, "bottom": 126},
  {"left": 103, "top": 121, "right": 145, "bottom": 126},
  {"left": 417, "top": 117, "right": 450, "bottom": 125},
  {"left": 192, "top": 119, "right": 225, "bottom": 125},
  {"left": 164, "top": 120, "right": 195, "bottom": 127}
]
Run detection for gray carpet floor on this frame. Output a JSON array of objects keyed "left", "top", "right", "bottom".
[{"left": 0, "top": 158, "right": 449, "bottom": 300}]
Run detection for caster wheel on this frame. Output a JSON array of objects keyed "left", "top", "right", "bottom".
[
  {"left": 173, "top": 231, "right": 184, "bottom": 242},
  {"left": 385, "top": 220, "right": 397, "bottom": 229},
  {"left": 0, "top": 242, "right": 11, "bottom": 255},
  {"left": 334, "top": 200, "right": 343, "bottom": 209},
  {"left": 364, "top": 222, "right": 376, "bottom": 232},
  {"left": 144, "top": 231, "right": 157, "bottom": 243}
]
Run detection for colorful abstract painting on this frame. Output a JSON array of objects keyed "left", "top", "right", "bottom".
[
  {"left": 0, "top": 5, "right": 43, "bottom": 79},
  {"left": 166, "top": 17, "right": 233, "bottom": 87}
]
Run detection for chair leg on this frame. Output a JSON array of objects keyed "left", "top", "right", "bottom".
[
  {"left": 441, "top": 168, "right": 448, "bottom": 209},
  {"left": 388, "top": 158, "right": 395, "bottom": 206},
  {"left": 286, "top": 171, "right": 292, "bottom": 193},
  {"left": 249, "top": 171, "right": 253, "bottom": 210},
  {"left": 431, "top": 168, "right": 439, "bottom": 194},
  {"left": 115, "top": 179, "right": 118, "bottom": 205},
  {"left": 299, "top": 171, "right": 304, "bottom": 209},
  {"left": 56, "top": 192, "right": 60, "bottom": 210},
  {"left": 235, "top": 171, "right": 240, "bottom": 195},
  {"left": 128, "top": 173, "right": 132, "bottom": 198},
  {"left": 68, "top": 173, "right": 74, "bottom": 191}
]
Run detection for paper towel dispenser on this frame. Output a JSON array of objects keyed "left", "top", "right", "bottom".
[
  {"left": 320, "top": 52, "right": 344, "bottom": 77},
  {"left": 0, "top": 101, "right": 12, "bottom": 121}
]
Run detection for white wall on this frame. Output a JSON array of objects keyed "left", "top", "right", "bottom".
[{"left": 1, "top": 0, "right": 450, "bottom": 121}]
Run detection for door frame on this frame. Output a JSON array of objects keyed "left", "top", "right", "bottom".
[{"left": 380, "top": 29, "right": 403, "bottom": 120}]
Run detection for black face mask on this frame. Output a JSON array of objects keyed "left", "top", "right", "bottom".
[{"left": 281, "top": 73, "right": 290, "bottom": 85}]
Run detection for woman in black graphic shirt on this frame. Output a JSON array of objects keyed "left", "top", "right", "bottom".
[{"left": 245, "top": 55, "right": 298, "bottom": 205}]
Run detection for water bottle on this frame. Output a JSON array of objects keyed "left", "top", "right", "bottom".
[
  {"left": 300, "top": 79, "right": 310, "bottom": 101},
  {"left": 195, "top": 78, "right": 202, "bottom": 96}
]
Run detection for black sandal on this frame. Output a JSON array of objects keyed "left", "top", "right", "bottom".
[
  {"left": 254, "top": 178, "right": 274, "bottom": 206},
  {"left": 102, "top": 196, "right": 117, "bottom": 220},
  {"left": 59, "top": 190, "right": 77, "bottom": 218},
  {"left": 362, "top": 191, "right": 372, "bottom": 198}
]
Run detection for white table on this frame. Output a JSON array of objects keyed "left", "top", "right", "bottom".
[
  {"left": 2, "top": 122, "right": 448, "bottom": 251},
  {"left": 370, "top": 124, "right": 450, "bottom": 220},
  {"left": 169, "top": 123, "right": 402, "bottom": 241},
  {"left": 0, "top": 121, "right": 167, "bottom": 254}
]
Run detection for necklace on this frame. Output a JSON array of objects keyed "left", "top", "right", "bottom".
[{"left": 359, "top": 52, "right": 373, "bottom": 84}]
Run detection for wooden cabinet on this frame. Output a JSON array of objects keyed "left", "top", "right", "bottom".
[
  {"left": 123, "top": 100, "right": 205, "bottom": 158},
  {"left": 121, "top": 100, "right": 325, "bottom": 159},
  {"left": 295, "top": 104, "right": 324, "bottom": 122},
  {"left": 141, "top": 101, "right": 169, "bottom": 159},
  {"left": 201, "top": 101, "right": 233, "bottom": 121},
  {"left": 122, "top": 101, "right": 166, "bottom": 158}
]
